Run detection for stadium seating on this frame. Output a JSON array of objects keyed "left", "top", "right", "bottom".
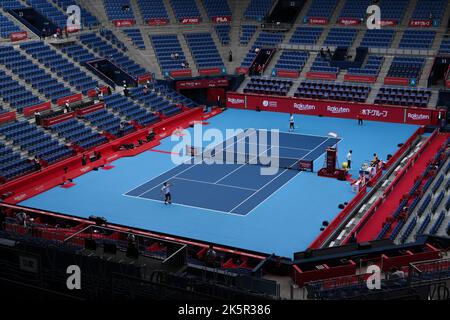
[
  {"left": 375, "top": 87, "right": 431, "bottom": 107},
  {"left": 0, "top": 11, "right": 21, "bottom": 38},
  {"left": 323, "top": 28, "right": 357, "bottom": 47},
  {"left": 0, "top": 45, "right": 73, "bottom": 103},
  {"left": 289, "top": 27, "right": 323, "bottom": 45},
  {"left": 49, "top": 118, "right": 108, "bottom": 150},
  {"left": 203, "top": 0, "right": 232, "bottom": 19},
  {"left": 150, "top": 34, "right": 187, "bottom": 74},
  {"left": 360, "top": 29, "right": 395, "bottom": 48},
  {"left": 136, "top": 0, "right": 169, "bottom": 23},
  {"left": 0, "top": 120, "right": 73, "bottom": 163},
  {"left": 338, "top": 0, "right": 371, "bottom": 19},
  {"left": 122, "top": 28, "right": 145, "bottom": 50},
  {"left": 184, "top": 33, "right": 224, "bottom": 69},
  {"left": 274, "top": 50, "right": 309, "bottom": 73},
  {"left": 82, "top": 108, "right": 134, "bottom": 138},
  {"left": 387, "top": 57, "right": 425, "bottom": 79},
  {"left": 294, "top": 81, "right": 370, "bottom": 102},
  {"left": 241, "top": 32, "right": 284, "bottom": 68},
  {"left": 0, "top": 70, "right": 43, "bottom": 113},
  {"left": 0, "top": 0, "right": 24, "bottom": 10},
  {"left": 411, "top": 0, "right": 447, "bottom": 23},
  {"left": 310, "top": 54, "right": 339, "bottom": 74},
  {"left": 169, "top": 0, "right": 201, "bottom": 21},
  {"left": 304, "top": 0, "right": 337, "bottom": 21},
  {"left": 244, "top": 0, "right": 274, "bottom": 21},
  {"left": 439, "top": 37, "right": 450, "bottom": 54},
  {"left": 243, "top": 77, "right": 293, "bottom": 96},
  {"left": 378, "top": 0, "right": 409, "bottom": 21},
  {"left": 103, "top": 93, "right": 160, "bottom": 126},
  {"left": 347, "top": 56, "right": 384, "bottom": 77},
  {"left": 399, "top": 30, "right": 435, "bottom": 49},
  {"left": 79, "top": 33, "right": 147, "bottom": 77},
  {"left": 0, "top": 141, "right": 35, "bottom": 180},
  {"left": 60, "top": 43, "right": 97, "bottom": 64},
  {"left": 100, "top": 29, "right": 128, "bottom": 52},
  {"left": 20, "top": 41, "right": 99, "bottom": 94},
  {"left": 129, "top": 86, "right": 182, "bottom": 117},
  {"left": 215, "top": 25, "right": 231, "bottom": 46},
  {"left": 240, "top": 25, "right": 257, "bottom": 45},
  {"left": 103, "top": 0, "right": 135, "bottom": 21},
  {"left": 26, "top": 0, "right": 68, "bottom": 29}
]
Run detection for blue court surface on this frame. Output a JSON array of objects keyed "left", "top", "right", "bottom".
[
  {"left": 124, "top": 131, "right": 341, "bottom": 215},
  {"left": 21, "top": 109, "right": 419, "bottom": 257}
]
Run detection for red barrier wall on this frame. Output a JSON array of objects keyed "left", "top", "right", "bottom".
[
  {"left": 10, "top": 31, "right": 27, "bottom": 42},
  {"left": 308, "top": 17, "right": 328, "bottom": 25},
  {"left": 57, "top": 93, "right": 83, "bottom": 106},
  {"left": 226, "top": 92, "right": 439, "bottom": 125},
  {"left": 0, "top": 111, "right": 16, "bottom": 123},
  {"left": 276, "top": 70, "right": 299, "bottom": 78},
  {"left": 23, "top": 101, "right": 51, "bottom": 117},
  {"left": 338, "top": 18, "right": 361, "bottom": 26},
  {"left": 384, "top": 77, "right": 409, "bottom": 86},
  {"left": 306, "top": 72, "right": 337, "bottom": 80},
  {"left": 344, "top": 74, "right": 376, "bottom": 83},
  {"left": 170, "top": 69, "right": 192, "bottom": 77},
  {"left": 76, "top": 102, "right": 105, "bottom": 116},
  {"left": 212, "top": 16, "right": 232, "bottom": 23},
  {"left": 41, "top": 112, "right": 76, "bottom": 127},
  {"left": 148, "top": 18, "right": 169, "bottom": 26},
  {"left": 180, "top": 17, "right": 201, "bottom": 24},
  {"left": 409, "top": 19, "right": 432, "bottom": 27},
  {"left": 199, "top": 68, "right": 222, "bottom": 76},
  {"left": 113, "top": 19, "right": 136, "bottom": 27}
]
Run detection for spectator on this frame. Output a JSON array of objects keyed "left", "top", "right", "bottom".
[
  {"left": 34, "top": 111, "right": 42, "bottom": 125},
  {"left": 82, "top": 154, "right": 87, "bottom": 166},
  {"left": 171, "top": 53, "right": 176, "bottom": 60},
  {"left": 33, "top": 156, "right": 41, "bottom": 171},
  {"left": 15, "top": 211, "right": 27, "bottom": 227},
  {"left": 229, "top": 49, "right": 233, "bottom": 62},
  {"left": 205, "top": 245, "right": 217, "bottom": 267},
  {"left": 174, "top": 53, "right": 179, "bottom": 60},
  {"left": 371, "top": 153, "right": 380, "bottom": 167},
  {"left": 347, "top": 150, "right": 352, "bottom": 169}
]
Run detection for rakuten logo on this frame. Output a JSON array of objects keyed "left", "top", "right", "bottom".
[
  {"left": 407, "top": 113, "right": 430, "bottom": 121},
  {"left": 293, "top": 103, "right": 316, "bottom": 111},
  {"left": 327, "top": 106, "right": 350, "bottom": 114},
  {"left": 227, "top": 98, "right": 244, "bottom": 105}
]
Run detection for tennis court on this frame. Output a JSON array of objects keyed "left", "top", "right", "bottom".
[{"left": 124, "top": 130, "right": 341, "bottom": 215}]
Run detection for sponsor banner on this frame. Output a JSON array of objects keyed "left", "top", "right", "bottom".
[
  {"left": 147, "top": 18, "right": 169, "bottom": 26},
  {"left": 380, "top": 19, "right": 398, "bottom": 27},
  {"left": 10, "top": 31, "right": 27, "bottom": 42},
  {"left": 308, "top": 17, "right": 328, "bottom": 25},
  {"left": 198, "top": 68, "right": 222, "bottom": 76},
  {"left": 0, "top": 111, "right": 16, "bottom": 123},
  {"left": 113, "top": 19, "right": 136, "bottom": 27},
  {"left": 404, "top": 109, "right": 433, "bottom": 125},
  {"left": 77, "top": 102, "right": 105, "bottom": 116},
  {"left": 384, "top": 77, "right": 409, "bottom": 86},
  {"left": 276, "top": 70, "right": 299, "bottom": 78},
  {"left": 170, "top": 69, "right": 192, "bottom": 78},
  {"left": 137, "top": 74, "right": 152, "bottom": 83},
  {"left": 226, "top": 93, "right": 437, "bottom": 125},
  {"left": 235, "top": 67, "right": 248, "bottom": 74},
  {"left": 409, "top": 19, "right": 432, "bottom": 27},
  {"left": 180, "top": 17, "right": 201, "bottom": 24},
  {"left": 306, "top": 72, "right": 337, "bottom": 80},
  {"left": 338, "top": 18, "right": 361, "bottom": 26},
  {"left": 57, "top": 93, "right": 83, "bottom": 106},
  {"left": 344, "top": 74, "right": 376, "bottom": 83},
  {"left": 226, "top": 93, "right": 246, "bottom": 109},
  {"left": 212, "top": 16, "right": 232, "bottom": 23},
  {"left": 42, "top": 112, "right": 76, "bottom": 128},
  {"left": 176, "top": 78, "right": 229, "bottom": 90},
  {"left": 23, "top": 101, "right": 51, "bottom": 117}
]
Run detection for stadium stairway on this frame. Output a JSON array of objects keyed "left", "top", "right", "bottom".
[
  {"left": 129, "top": 0, "right": 144, "bottom": 25},
  {"left": 79, "top": 0, "right": 109, "bottom": 26},
  {"left": 194, "top": 0, "right": 209, "bottom": 23},
  {"left": 177, "top": 33, "right": 199, "bottom": 76},
  {"left": 328, "top": 0, "right": 347, "bottom": 26},
  {"left": 400, "top": 0, "right": 417, "bottom": 27},
  {"left": 162, "top": 0, "right": 178, "bottom": 24},
  {"left": 396, "top": 154, "right": 450, "bottom": 244},
  {"left": 356, "top": 133, "right": 449, "bottom": 243}
]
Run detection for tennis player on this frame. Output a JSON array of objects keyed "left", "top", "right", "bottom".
[
  {"left": 161, "top": 182, "right": 172, "bottom": 205},
  {"left": 289, "top": 114, "right": 295, "bottom": 132}
]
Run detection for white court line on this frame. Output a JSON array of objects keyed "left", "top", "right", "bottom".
[
  {"left": 127, "top": 131, "right": 253, "bottom": 197},
  {"left": 230, "top": 137, "right": 332, "bottom": 214},
  {"left": 173, "top": 177, "right": 259, "bottom": 192},
  {"left": 122, "top": 193, "right": 248, "bottom": 217}
]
